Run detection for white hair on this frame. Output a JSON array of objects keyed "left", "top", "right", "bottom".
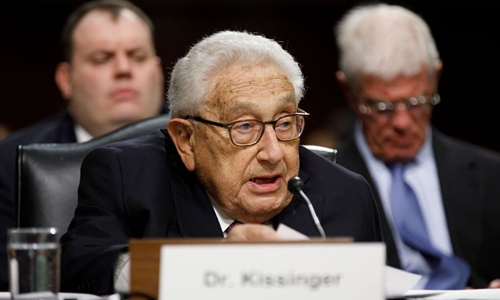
[
  {"left": 335, "top": 3, "right": 440, "bottom": 90},
  {"left": 167, "top": 30, "right": 304, "bottom": 118}
]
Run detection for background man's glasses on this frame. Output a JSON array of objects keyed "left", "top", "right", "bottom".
[
  {"left": 186, "top": 109, "right": 309, "bottom": 146},
  {"left": 358, "top": 94, "right": 441, "bottom": 116}
]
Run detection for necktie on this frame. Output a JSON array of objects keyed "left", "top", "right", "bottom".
[
  {"left": 389, "top": 163, "right": 470, "bottom": 289},
  {"left": 225, "top": 220, "right": 242, "bottom": 234}
]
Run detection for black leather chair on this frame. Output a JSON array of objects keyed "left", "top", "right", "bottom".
[
  {"left": 15, "top": 114, "right": 336, "bottom": 235},
  {"left": 15, "top": 114, "right": 170, "bottom": 233},
  {"left": 302, "top": 144, "right": 337, "bottom": 163}
]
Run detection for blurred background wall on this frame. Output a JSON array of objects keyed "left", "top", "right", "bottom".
[{"left": 2, "top": 0, "right": 499, "bottom": 152}]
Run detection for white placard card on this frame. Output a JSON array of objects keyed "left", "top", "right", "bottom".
[{"left": 158, "top": 242, "right": 385, "bottom": 300}]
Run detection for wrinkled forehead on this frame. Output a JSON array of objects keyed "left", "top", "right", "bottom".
[{"left": 203, "top": 62, "right": 296, "bottom": 117}]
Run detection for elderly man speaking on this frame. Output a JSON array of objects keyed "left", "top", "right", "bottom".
[{"left": 60, "top": 30, "right": 382, "bottom": 295}]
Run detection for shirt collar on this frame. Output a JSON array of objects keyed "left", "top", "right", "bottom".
[
  {"left": 207, "top": 192, "right": 234, "bottom": 235},
  {"left": 74, "top": 124, "right": 93, "bottom": 143}
]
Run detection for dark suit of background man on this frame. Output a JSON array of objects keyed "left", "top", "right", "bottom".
[
  {"left": 0, "top": 0, "right": 167, "bottom": 291},
  {"left": 59, "top": 30, "right": 382, "bottom": 295},
  {"left": 334, "top": 3, "right": 500, "bottom": 289}
]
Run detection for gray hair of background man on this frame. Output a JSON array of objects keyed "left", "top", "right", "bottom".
[
  {"left": 167, "top": 30, "right": 305, "bottom": 118},
  {"left": 60, "top": 0, "right": 156, "bottom": 62},
  {"left": 335, "top": 3, "right": 440, "bottom": 92}
]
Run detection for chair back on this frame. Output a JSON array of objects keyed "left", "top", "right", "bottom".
[
  {"left": 15, "top": 114, "right": 170, "bottom": 233},
  {"left": 302, "top": 144, "right": 337, "bottom": 163},
  {"left": 15, "top": 121, "right": 335, "bottom": 235}
]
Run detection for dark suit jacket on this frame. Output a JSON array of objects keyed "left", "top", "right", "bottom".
[
  {"left": 60, "top": 130, "right": 383, "bottom": 295},
  {"left": 336, "top": 127, "right": 500, "bottom": 288},
  {"left": 0, "top": 111, "right": 77, "bottom": 291}
]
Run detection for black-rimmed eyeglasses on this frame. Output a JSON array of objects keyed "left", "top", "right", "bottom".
[
  {"left": 185, "top": 109, "right": 309, "bottom": 146},
  {"left": 358, "top": 94, "right": 441, "bottom": 116}
]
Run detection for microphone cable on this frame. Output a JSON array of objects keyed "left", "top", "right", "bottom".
[{"left": 288, "top": 176, "right": 326, "bottom": 239}]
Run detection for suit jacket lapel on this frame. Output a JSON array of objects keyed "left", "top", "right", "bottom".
[
  {"left": 273, "top": 170, "right": 325, "bottom": 237},
  {"left": 170, "top": 176, "right": 223, "bottom": 238},
  {"left": 164, "top": 135, "right": 222, "bottom": 238}
]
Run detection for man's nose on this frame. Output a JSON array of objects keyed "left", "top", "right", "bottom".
[
  {"left": 256, "top": 125, "right": 285, "bottom": 163},
  {"left": 391, "top": 107, "right": 414, "bottom": 128},
  {"left": 394, "top": 102, "right": 410, "bottom": 112},
  {"left": 114, "top": 54, "right": 132, "bottom": 77}
]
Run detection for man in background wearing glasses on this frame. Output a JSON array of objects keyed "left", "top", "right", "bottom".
[
  {"left": 59, "top": 30, "right": 382, "bottom": 295},
  {"left": 334, "top": 3, "right": 500, "bottom": 290}
]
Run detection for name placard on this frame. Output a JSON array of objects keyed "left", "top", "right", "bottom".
[{"left": 158, "top": 241, "right": 385, "bottom": 300}]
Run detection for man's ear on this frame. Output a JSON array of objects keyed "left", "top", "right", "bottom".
[
  {"left": 335, "top": 70, "right": 346, "bottom": 85},
  {"left": 55, "top": 62, "right": 72, "bottom": 101},
  {"left": 167, "top": 119, "right": 195, "bottom": 171},
  {"left": 435, "top": 59, "right": 443, "bottom": 84},
  {"left": 335, "top": 70, "right": 350, "bottom": 96},
  {"left": 336, "top": 71, "right": 358, "bottom": 112}
]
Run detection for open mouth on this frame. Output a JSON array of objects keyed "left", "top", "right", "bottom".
[{"left": 250, "top": 176, "right": 279, "bottom": 184}]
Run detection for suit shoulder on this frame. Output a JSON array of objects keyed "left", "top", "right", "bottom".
[
  {"left": 435, "top": 132, "right": 500, "bottom": 164},
  {"left": 89, "top": 129, "right": 168, "bottom": 156},
  {"left": 299, "top": 145, "right": 367, "bottom": 183},
  {"left": 0, "top": 112, "right": 75, "bottom": 148}
]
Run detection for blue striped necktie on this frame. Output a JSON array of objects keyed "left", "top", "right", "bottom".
[{"left": 389, "top": 163, "right": 470, "bottom": 289}]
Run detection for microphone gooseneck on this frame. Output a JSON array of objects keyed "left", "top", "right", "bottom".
[{"left": 287, "top": 176, "right": 326, "bottom": 239}]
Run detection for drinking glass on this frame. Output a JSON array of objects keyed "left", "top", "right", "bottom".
[{"left": 7, "top": 227, "right": 60, "bottom": 300}]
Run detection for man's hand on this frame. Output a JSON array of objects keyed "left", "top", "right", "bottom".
[
  {"left": 225, "top": 224, "right": 284, "bottom": 242},
  {"left": 465, "top": 279, "right": 500, "bottom": 289},
  {"left": 488, "top": 279, "right": 500, "bottom": 288}
]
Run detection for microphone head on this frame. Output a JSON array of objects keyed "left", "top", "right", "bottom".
[{"left": 288, "top": 176, "right": 305, "bottom": 193}]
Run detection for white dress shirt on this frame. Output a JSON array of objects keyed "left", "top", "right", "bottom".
[{"left": 208, "top": 193, "right": 237, "bottom": 236}]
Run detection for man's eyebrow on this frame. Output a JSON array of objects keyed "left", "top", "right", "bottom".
[{"left": 127, "top": 46, "right": 148, "bottom": 52}]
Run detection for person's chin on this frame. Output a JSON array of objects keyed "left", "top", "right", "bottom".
[
  {"left": 388, "top": 152, "right": 418, "bottom": 163},
  {"left": 110, "top": 107, "right": 148, "bottom": 122}
]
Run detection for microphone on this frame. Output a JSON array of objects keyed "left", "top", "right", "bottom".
[{"left": 287, "top": 176, "right": 326, "bottom": 239}]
